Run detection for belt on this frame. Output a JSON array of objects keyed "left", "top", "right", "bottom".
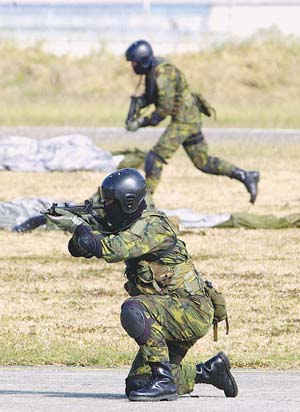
[{"left": 182, "top": 131, "right": 204, "bottom": 148}]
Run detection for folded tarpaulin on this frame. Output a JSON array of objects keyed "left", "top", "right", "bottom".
[
  {"left": 165, "top": 209, "right": 300, "bottom": 231},
  {"left": 0, "top": 135, "right": 123, "bottom": 172},
  {"left": 215, "top": 212, "right": 300, "bottom": 229}
]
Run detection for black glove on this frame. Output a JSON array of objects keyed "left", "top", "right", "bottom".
[
  {"left": 68, "top": 235, "right": 92, "bottom": 258},
  {"left": 73, "top": 225, "right": 103, "bottom": 258}
]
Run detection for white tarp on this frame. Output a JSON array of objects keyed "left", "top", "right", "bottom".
[{"left": 0, "top": 134, "right": 123, "bottom": 172}]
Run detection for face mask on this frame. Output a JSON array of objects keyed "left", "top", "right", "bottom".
[
  {"left": 104, "top": 199, "right": 147, "bottom": 232},
  {"left": 104, "top": 201, "right": 127, "bottom": 231}
]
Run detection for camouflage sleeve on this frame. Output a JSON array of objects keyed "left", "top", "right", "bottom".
[
  {"left": 148, "top": 65, "right": 177, "bottom": 124},
  {"left": 100, "top": 216, "right": 175, "bottom": 263}
]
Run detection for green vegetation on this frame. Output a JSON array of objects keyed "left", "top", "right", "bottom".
[{"left": 0, "top": 30, "right": 300, "bottom": 126}]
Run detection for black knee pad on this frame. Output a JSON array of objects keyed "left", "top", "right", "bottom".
[
  {"left": 125, "top": 374, "right": 150, "bottom": 398},
  {"left": 120, "top": 299, "right": 152, "bottom": 345},
  {"left": 144, "top": 150, "right": 166, "bottom": 175}
]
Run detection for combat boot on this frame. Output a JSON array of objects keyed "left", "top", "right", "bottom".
[
  {"left": 129, "top": 362, "right": 178, "bottom": 402},
  {"left": 12, "top": 215, "right": 47, "bottom": 233},
  {"left": 195, "top": 351, "right": 238, "bottom": 397},
  {"left": 231, "top": 168, "right": 260, "bottom": 204}
]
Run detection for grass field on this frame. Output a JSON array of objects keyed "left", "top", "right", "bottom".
[
  {"left": 0, "top": 136, "right": 299, "bottom": 369},
  {"left": 1, "top": 30, "right": 300, "bottom": 127}
]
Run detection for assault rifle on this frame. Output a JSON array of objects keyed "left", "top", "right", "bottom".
[
  {"left": 43, "top": 199, "right": 104, "bottom": 223},
  {"left": 126, "top": 96, "right": 142, "bottom": 125}
]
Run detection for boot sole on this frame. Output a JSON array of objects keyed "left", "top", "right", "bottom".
[
  {"left": 218, "top": 352, "right": 239, "bottom": 398},
  {"left": 129, "top": 393, "right": 178, "bottom": 402}
]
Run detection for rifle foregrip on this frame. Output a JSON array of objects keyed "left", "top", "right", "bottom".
[{"left": 126, "top": 96, "right": 138, "bottom": 124}]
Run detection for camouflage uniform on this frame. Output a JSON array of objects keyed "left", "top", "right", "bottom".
[
  {"left": 99, "top": 207, "right": 214, "bottom": 395},
  {"left": 46, "top": 167, "right": 236, "bottom": 400},
  {"left": 140, "top": 59, "right": 235, "bottom": 192}
]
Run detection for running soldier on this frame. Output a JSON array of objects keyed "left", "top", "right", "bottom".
[{"left": 125, "top": 40, "right": 259, "bottom": 203}]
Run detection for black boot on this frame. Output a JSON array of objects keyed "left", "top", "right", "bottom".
[
  {"left": 231, "top": 168, "right": 260, "bottom": 204},
  {"left": 12, "top": 215, "right": 47, "bottom": 233},
  {"left": 129, "top": 362, "right": 178, "bottom": 402},
  {"left": 195, "top": 351, "right": 238, "bottom": 397},
  {"left": 125, "top": 374, "right": 150, "bottom": 398}
]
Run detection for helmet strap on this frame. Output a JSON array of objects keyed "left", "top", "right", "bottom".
[{"left": 134, "top": 75, "right": 143, "bottom": 95}]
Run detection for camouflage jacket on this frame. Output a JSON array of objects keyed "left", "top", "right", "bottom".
[
  {"left": 100, "top": 207, "right": 205, "bottom": 297},
  {"left": 142, "top": 58, "right": 201, "bottom": 125}
]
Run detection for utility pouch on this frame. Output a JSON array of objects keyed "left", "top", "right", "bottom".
[
  {"left": 192, "top": 92, "right": 216, "bottom": 119},
  {"left": 205, "top": 280, "right": 229, "bottom": 341}
]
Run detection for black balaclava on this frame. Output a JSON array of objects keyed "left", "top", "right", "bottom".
[{"left": 104, "top": 199, "right": 147, "bottom": 233}]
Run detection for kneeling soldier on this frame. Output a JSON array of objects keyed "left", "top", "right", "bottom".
[{"left": 46, "top": 168, "right": 238, "bottom": 402}]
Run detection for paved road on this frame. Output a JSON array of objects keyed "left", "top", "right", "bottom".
[
  {"left": 0, "top": 367, "right": 299, "bottom": 412},
  {"left": 0, "top": 126, "right": 300, "bottom": 146}
]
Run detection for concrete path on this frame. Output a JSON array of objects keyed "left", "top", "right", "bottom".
[
  {"left": 0, "top": 126, "right": 300, "bottom": 145},
  {"left": 0, "top": 367, "right": 299, "bottom": 412}
]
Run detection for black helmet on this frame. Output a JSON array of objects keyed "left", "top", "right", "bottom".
[
  {"left": 101, "top": 168, "right": 146, "bottom": 214},
  {"left": 125, "top": 40, "right": 154, "bottom": 74}
]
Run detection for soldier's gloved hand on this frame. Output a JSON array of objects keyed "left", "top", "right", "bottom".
[
  {"left": 126, "top": 117, "right": 149, "bottom": 132},
  {"left": 45, "top": 209, "right": 86, "bottom": 233},
  {"left": 126, "top": 119, "right": 140, "bottom": 132}
]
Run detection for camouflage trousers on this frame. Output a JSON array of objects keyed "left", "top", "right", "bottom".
[
  {"left": 146, "top": 121, "right": 235, "bottom": 192},
  {"left": 124, "top": 293, "right": 214, "bottom": 395}
]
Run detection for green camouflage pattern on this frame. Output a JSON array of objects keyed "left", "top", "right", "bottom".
[
  {"left": 147, "top": 123, "right": 235, "bottom": 192},
  {"left": 140, "top": 60, "right": 236, "bottom": 192},
  {"left": 112, "top": 148, "right": 147, "bottom": 170},
  {"left": 126, "top": 294, "right": 214, "bottom": 394},
  {"left": 98, "top": 207, "right": 214, "bottom": 394},
  {"left": 149, "top": 61, "right": 200, "bottom": 124},
  {"left": 183, "top": 140, "right": 234, "bottom": 176},
  {"left": 101, "top": 208, "right": 183, "bottom": 262},
  {"left": 216, "top": 212, "right": 300, "bottom": 229}
]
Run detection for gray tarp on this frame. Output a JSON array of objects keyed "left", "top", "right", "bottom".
[
  {"left": 0, "top": 135, "right": 123, "bottom": 172},
  {"left": 0, "top": 198, "right": 54, "bottom": 230},
  {"left": 2, "top": 200, "right": 300, "bottom": 231},
  {"left": 163, "top": 208, "right": 231, "bottom": 228}
]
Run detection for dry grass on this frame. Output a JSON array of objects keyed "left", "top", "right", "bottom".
[
  {"left": 0, "top": 137, "right": 299, "bottom": 369},
  {"left": 1, "top": 30, "right": 300, "bottom": 127}
]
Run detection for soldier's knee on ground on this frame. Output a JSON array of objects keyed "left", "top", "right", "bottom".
[
  {"left": 125, "top": 374, "right": 150, "bottom": 398},
  {"left": 120, "top": 299, "right": 152, "bottom": 345}
]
